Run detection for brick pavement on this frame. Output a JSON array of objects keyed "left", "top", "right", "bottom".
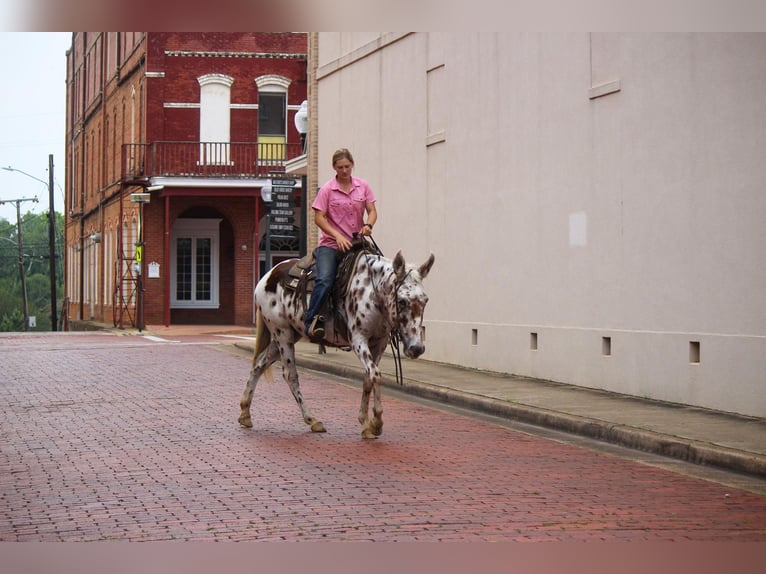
[{"left": 1, "top": 332, "right": 765, "bottom": 542}]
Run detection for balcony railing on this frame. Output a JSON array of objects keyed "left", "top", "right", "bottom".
[{"left": 122, "top": 141, "right": 304, "bottom": 181}]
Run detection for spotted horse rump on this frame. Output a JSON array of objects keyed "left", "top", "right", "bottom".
[{"left": 238, "top": 248, "right": 435, "bottom": 439}]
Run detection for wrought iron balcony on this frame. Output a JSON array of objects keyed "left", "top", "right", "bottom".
[{"left": 122, "top": 141, "right": 304, "bottom": 181}]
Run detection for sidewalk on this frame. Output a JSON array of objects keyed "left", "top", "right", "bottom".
[
  {"left": 231, "top": 338, "right": 766, "bottom": 479},
  {"left": 91, "top": 322, "right": 766, "bottom": 479}
]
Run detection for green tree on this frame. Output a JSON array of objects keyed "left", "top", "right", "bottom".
[{"left": 0, "top": 210, "right": 64, "bottom": 331}]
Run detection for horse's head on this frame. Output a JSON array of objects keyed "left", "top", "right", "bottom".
[{"left": 392, "top": 251, "right": 435, "bottom": 359}]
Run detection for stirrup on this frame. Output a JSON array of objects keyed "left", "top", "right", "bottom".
[{"left": 307, "top": 315, "right": 325, "bottom": 340}]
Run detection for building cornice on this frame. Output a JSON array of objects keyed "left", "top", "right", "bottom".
[
  {"left": 165, "top": 50, "right": 306, "bottom": 60},
  {"left": 148, "top": 176, "right": 301, "bottom": 189}
]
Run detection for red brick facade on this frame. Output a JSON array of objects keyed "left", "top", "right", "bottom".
[{"left": 64, "top": 33, "right": 307, "bottom": 329}]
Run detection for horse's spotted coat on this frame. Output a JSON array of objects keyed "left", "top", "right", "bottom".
[{"left": 239, "top": 250, "right": 435, "bottom": 438}]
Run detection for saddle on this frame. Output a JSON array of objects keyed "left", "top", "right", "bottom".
[{"left": 281, "top": 236, "right": 380, "bottom": 330}]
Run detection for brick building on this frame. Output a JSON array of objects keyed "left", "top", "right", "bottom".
[{"left": 64, "top": 33, "right": 308, "bottom": 328}]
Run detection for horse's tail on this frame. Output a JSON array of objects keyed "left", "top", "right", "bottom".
[{"left": 252, "top": 307, "right": 276, "bottom": 384}]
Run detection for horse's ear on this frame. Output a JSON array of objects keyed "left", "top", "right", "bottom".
[
  {"left": 393, "top": 250, "right": 406, "bottom": 280},
  {"left": 418, "top": 253, "right": 435, "bottom": 279}
]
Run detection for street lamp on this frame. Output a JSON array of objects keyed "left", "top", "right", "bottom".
[
  {"left": 2, "top": 155, "right": 58, "bottom": 331},
  {"left": 292, "top": 100, "right": 308, "bottom": 257},
  {"left": 294, "top": 100, "right": 308, "bottom": 154}
]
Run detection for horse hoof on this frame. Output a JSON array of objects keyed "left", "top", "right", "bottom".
[
  {"left": 310, "top": 420, "right": 326, "bottom": 433},
  {"left": 238, "top": 415, "right": 253, "bottom": 428},
  {"left": 361, "top": 430, "right": 378, "bottom": 440}
]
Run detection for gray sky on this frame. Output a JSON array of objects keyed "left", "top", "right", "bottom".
[{"left": 0, "top": 32, "right": 70, "bottom": 223}]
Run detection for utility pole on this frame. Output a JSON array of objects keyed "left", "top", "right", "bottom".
[
  {"left": 48, "top": 154, "right": 57, "bottom": 331},
  {"left": 3, "top": 161, "right": 58, "bottom": 331},
  {"left": 0, "top": 196, "right": 39, "bottom": 331}
]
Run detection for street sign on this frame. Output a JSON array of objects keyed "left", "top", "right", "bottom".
[
  {"left": 263, "top": 176, "right": 299, "bottom": 266},
  {"left": 267, "top": 178, "right": 297, "bottom": 244},
  {"left": 135, "top": 245, "right": 143, "bottom": 263},
  {"left": 271, "top": 178, "right": 297, "bottom": 187}
]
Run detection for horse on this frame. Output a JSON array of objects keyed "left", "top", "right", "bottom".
[{"left": 238, "top": 246, "right": 435, "bottom": 439}]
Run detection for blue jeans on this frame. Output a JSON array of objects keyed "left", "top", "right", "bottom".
[{"left": 305, "top": 246, "right": 338, "bottom": 326}]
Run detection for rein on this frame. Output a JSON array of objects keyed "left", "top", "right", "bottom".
[{"left": 360, "top": 236, "right": 406, "bottom": 386}]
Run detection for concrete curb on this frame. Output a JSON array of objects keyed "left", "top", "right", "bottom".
[
  {"left": 234, "top": 342, "right": 766, "bottom": 478},
  {"left": 390, "top": 379, "right": 766, "bottom": 479}
]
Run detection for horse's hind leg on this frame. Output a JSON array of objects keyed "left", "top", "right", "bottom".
[
  {"left": 279, "top": 339, "right": 326, "bottom": 433},
  {"left": 238, "top": 341, "right": 279, "bottom": 428}
]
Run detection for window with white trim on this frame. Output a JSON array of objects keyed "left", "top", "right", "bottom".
[
  {"left": 198, "top": 74, "right": 234, "bottom": 165},
  {"left": 255, "top": 75, "right": 290, "bottom": 165}
]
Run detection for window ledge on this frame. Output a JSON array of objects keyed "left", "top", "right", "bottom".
[{"left": 426, "top": 130, "right": 446, "bottom": 147}]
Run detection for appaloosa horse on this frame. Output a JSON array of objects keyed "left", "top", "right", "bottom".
[{"left": 238, "top": 248, "right": 435, "bottom": 438}]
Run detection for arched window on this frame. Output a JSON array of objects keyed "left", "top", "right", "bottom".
[
  {"left": 198, "top": 74, "right": 234, "bottom": 164},
  {"left": 255, "top": 75, "right": 290, "bottom": 166},
  {"left": 104, "top": 225, "right": 111, "bottom": 306}
]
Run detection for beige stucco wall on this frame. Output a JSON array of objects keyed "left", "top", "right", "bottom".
[{"left": 315, "top": 33, "right": 766, "bottom": 417}]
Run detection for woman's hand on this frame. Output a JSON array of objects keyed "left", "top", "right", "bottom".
[{"left": 336, "top": 234, "right": 353, "bottom": 252}]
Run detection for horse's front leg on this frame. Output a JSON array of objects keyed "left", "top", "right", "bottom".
[
  {"left": 355, "top": 340, "right": 386, "bottom": 439},
  {"left": 358, "top": 369, "right": 376, "bottom": 438},
  {"left": 279, "top": 339, "right": 326, "bottom": 433},
  {"left": 239, "top": 341, "right": 280, "bottom": 428},
  {"left": 368, "top": 340, "right": 389, "bottom": 437}
]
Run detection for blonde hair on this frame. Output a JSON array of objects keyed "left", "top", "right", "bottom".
[{"left": 332, "top": 148, "right": 355, "bottom": 166}]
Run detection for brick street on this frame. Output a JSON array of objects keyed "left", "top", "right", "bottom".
[{"left": 1, "top": 332, "right": 765, "bottom": 542}]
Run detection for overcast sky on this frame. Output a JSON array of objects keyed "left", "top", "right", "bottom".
[{"left": 0, "top": 32, "right": 70, "bottom": 223}]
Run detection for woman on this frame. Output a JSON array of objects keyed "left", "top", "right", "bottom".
[{"left": 304, "top": 148, "right": 377, "bottom": 340}]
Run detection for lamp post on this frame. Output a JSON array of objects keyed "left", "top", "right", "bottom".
[
  {"left": 260, "top": 185, "right": 272, "bottom": 272},
  {"left": 2, "top": 155, "right": 57, "bottom": 331},
  {"left": 293, "top": 100, "right": 308, "bottom": 257}
]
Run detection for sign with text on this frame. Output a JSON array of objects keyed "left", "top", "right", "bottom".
[
  {"left": 271, "top": 177, "right": 297, "bottom": 187},
  {"left": 268, "top": 178, "right": 297, "bottom": 239}
]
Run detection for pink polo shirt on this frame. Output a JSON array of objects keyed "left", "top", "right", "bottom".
[{"left": 312, "top": 176, "right": 376, "bottom": 249}]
